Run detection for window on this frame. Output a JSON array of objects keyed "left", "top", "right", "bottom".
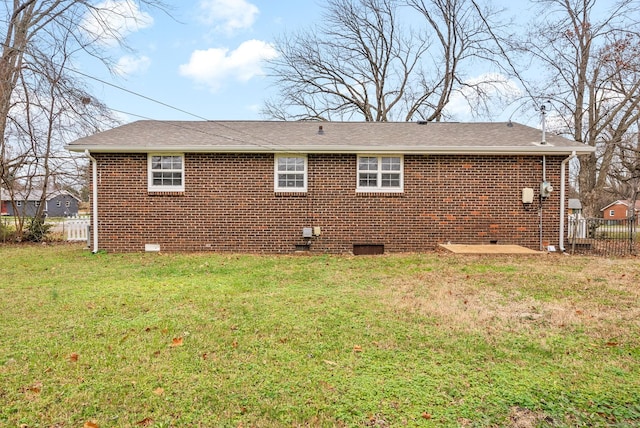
[
  {"left": 65, "top": 201, "right": 71, "bottom": 207},
  {"left": 148, "top": 154, "right": 184, "bottom": 192},
  {"left": 56, "top": 201, "right": 61, "bottom": 207},
  {"left": 16, "top": 201, "right": 22, "bottom": 207},
  {"left": 275, "top": 155, "right": 307, "bottom": 192},
  {"left": 357, "top": 155, "right": 403, "bottom": 192},
  {"left": 609, "top": 209, "right": 615, "bottom": 217},
  {"left": 34, "top": 201, "right": 40, "bottom": 207}
]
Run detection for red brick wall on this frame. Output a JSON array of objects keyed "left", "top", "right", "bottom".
[
  {"left": 91, "top": 153, "right": 566, "bottom": 253},
  {"left": 604, "top": 204, "right": 629, "bottom": 220}
]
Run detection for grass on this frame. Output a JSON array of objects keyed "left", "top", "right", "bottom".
[{"left": 0, "top": 245, "right": 639, "bottom": 427}]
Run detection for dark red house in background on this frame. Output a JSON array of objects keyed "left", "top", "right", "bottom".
[{"left": 601, "top": 200, "right": 640, "bottom": 224}]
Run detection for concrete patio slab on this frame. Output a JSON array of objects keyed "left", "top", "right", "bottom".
[{"left": 439, "top": 244, "right": 543, "bottom": 254}]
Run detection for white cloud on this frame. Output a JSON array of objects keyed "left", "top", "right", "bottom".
[
  {"left": 114, "top": 55, "right": 151, "bottom": 76},
  {"left": 198, "top": 0, "right": 259, "bottom": 34},
  {"left": 179, "top": 40, "right": 278, "bottom": 91},
  {"left": 82, "top": 0, "right": 154, "bottom": 46},
  {"left": 445, "top": 72, "right": 522, "bottom": 120}
]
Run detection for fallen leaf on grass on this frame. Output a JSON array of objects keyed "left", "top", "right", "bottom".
[
  {"left": 153, "top": 387, "right": 164, "bottom": 396},
  {"left": 422, "top": 412, "right": 432, "bottom": 419},
  {"left": 68, "top": 353, "right": 79, "bottom": 362},
  {"left": 169, "top": 337, "right": 183, "bottom": 347},
  {"left": 22, "top": 382, "right": 43, "bottom": 396},
  {"left": 606, "top": 341, "right": 619, "bottom": 347},
  {"left": 136, "top": 417, "right": 154, "bottom": 426},
  {"left": 84, "top": 421, "right": 99, "bottom": 428},
  {"left": 323, "top": 360, "right": 337, "bottom": 366},
  {"left": 353, "top": 345, "right": 363, "bottom": 353},
  {"left": 232, "top": 340, "right": 239, "bottom": 348},
  {"left": 29, "top": 382, "right": 42, "bottom": 393}
]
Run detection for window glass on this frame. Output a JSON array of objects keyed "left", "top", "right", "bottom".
[
  {"left": 275, "top": 155, "right": 307, "bottom": 192},
  {"left": 357, "top": 155, "right": 403, "bottom": 192},
  {"left": 359, "top": 157, "right": 378, "bottom": 171},
  {"left": 149, "top": 154, "right": 184, "bottom": 192}
]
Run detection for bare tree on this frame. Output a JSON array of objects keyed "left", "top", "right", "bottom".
[
  {"left": 608, "top": 126, "right": 640, "bottom": 214},
  {"left": 404, "top": 0, "right": 508, "bottom": 120},
  {"left": 513, "top": 0, "right": 640, "bottom": 217},
  {"left": 3, "top": 28, "right": 117, "bottom": 239},
  {"left": 1, "top": 0, "right": 165, "bottom": 239},
  {"left": 263, "top": 0, "right": 505, "bottom": 122}
]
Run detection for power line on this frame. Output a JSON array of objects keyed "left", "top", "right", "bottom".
[
  {"left": 70, "top": 68, "right": 211, "bottom": 121},
  {"left": 86, "top": 80, "right": 302, "bottom": 153},
  {"left": 469, "top": 0, "right": 540, "bottom": 108},
  {"left": 106, "top": 106, "right": 299, "bottom": 151},
  {"left": 1, "top": 40, "right": 302, "bottom": 152}
]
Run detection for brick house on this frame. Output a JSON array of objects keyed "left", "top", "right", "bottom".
[
  {"left": 600, "top": 200, "right": 640, "bottom": 224},
  {"left": 66, "top": 121, "right": 593, "bottom": 253}
]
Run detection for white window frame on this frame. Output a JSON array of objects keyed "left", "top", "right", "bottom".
[
  {"left": 274, "top": 154, "right": 308, "bottom": 193},
  {"left": 609, "top": 209, "right": 615, "bottom": 217},
  {"left": 148, "top": 154, "right": 185, "bottom": 192},
  {"left": 356, "top": 154, "right": 404, "bottom": 193}
]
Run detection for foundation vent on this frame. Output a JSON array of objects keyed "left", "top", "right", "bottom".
[{"left": 353, "top": 244, "right": 384, "bottom": 255}]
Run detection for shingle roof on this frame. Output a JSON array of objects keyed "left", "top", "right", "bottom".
[
  {"left": 66, "top": 120, "right": 594, "bottom": 155},
  {"left": 568, "top": 199, "right": 582, "bottom": 210}
]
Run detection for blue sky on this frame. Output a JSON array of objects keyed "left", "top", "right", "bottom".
[
  {"left": 80, "top": 0, "right": 324, "bottom": 123},
  {"left": 79, "top": 0, "right": 534, "bottom": 124}
]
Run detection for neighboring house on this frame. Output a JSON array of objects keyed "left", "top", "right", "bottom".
[
  {"left": 568, "top": 199, "right": 582, "bottom": 215},
  {"left": 600, "top": 200, "right": 640, "bottom": 224},
  {"left": 0, "top": 189, "right": 80, "bottom": 217},
  {"left": 67, "top": 121, "right": 594, "bottom": 253}
]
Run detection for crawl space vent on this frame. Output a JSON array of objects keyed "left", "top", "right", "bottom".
[{"left": 353, "top": 244, "right": 384, "bottom": 255}]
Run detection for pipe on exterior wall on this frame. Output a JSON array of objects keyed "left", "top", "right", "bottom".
[
  {"left": 540, "top": 156, "right": 546, "bottom": 251},
  {"left": 84, "top": 149, "right": 99, "bottom": 253},
  {"left": 559, "top": 151, "right": 577, "bottom": 252}
]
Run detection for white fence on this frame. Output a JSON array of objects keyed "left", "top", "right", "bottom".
[
  {"left": 63, "top": 217, "right": 90, "bottom": 242},
  {"left": 568, "top": 214, "right": 587, "bottom": 239}
]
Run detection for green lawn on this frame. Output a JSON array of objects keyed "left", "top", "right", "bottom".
[{"left": 1, "top": 245, "right": 639, "bottom": 427}]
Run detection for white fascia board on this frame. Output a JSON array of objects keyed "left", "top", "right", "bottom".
[{"left": 67, "top": 144, "right": 595, "bottom": 155}]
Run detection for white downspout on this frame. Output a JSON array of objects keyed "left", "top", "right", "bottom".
[
  {"left": 85, "top": 150, "right": 99, "bottom": 253},
  {"left": 559, "top": 151, "right": 577, "bottom": 252}
]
